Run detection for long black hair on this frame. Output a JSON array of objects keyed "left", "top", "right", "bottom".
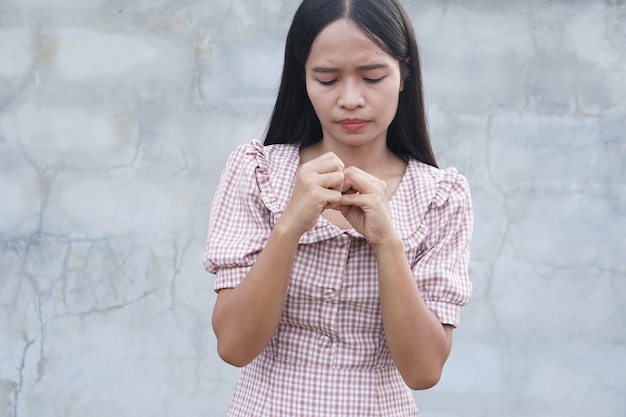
[{"left": 263, "top": 0, "right": 437, "bottom": 168}]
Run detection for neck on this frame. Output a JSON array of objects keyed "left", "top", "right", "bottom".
[{"left": 314, "top": 140, "right": 398, "bottom": 175}]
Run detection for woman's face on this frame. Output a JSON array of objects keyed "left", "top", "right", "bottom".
[{"left": 305, "top": 18, "right": 404, "bottom": 151}]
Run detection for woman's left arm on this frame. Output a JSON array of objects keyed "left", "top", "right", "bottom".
[
  {"left": 373, "top": 238, "right": 453, "bottom": 390},
  {"left": 339, "top": 166, "right": 456, "bottom": 390}
]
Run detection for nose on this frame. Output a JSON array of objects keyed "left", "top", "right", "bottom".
[{"left": 337, "top": 80, "right": 365, "bottom": 110}]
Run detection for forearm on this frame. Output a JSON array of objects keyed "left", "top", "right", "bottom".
[
  {"left": 374, "top": 237, "right": 453, "bottom": 390},
  {"left": 212, "top": 220, "right": 301, "bottom": 367}
]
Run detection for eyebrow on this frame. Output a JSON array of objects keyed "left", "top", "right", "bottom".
[{"left": 311, "top": 63, "right": 389, "bottom": 73}]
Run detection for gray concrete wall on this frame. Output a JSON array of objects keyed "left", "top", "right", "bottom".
[{"left": 1, "top": 1, "right": 624, "bottom": 416}]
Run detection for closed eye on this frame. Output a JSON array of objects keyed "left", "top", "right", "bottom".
[
  {"left": 317, "top": 79, "right": 337, "bottom": 86},
  {"left": 364, "top": 76, "right": 385, "bottom": 84}
]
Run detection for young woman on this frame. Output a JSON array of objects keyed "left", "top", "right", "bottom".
[{"left": 204, "top": 0, "right": 473, "bottom": 415}]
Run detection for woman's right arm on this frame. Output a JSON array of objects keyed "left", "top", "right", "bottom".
[
  {"left": 211, "top": 151, "right": 345, "bottom": 367},
  {"left": 211, "top": 219, "right": 302, "bottom": 367}
]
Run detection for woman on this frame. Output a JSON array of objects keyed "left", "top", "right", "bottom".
[{"left": 204, "top": 0, "right": 473, "bottom": 415}]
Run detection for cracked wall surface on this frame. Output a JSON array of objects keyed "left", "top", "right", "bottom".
[{"left": 1, "top": 1, "right": 625, "bottom": 416}]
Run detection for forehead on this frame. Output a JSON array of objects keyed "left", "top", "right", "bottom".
[{"left": 306, "top": 18, "right": 394, "bottom": 66}]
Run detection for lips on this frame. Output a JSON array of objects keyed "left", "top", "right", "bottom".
[{"left": 338, "top": 119, "right": 368, "bottom": 131}]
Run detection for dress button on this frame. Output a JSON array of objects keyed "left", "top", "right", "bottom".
[
  {"left": 318, "top": 335, "right": 332, "bottom": 349},
  {"left": 322, "top": 288, "right": 336, "bottom": 301}
]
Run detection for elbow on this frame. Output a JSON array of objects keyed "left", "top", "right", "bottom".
[
  {"left": 216, "top": 340, "right": 255, "bottom": 368},
  {"left": 402, "top": 368, "right": 443, "bottom": 391},
  {"left": 213, "top": 311, "right": 255, "bottom": 367},
  {"left": 218, "top": 354, "right": 250, "bottom": 368}
]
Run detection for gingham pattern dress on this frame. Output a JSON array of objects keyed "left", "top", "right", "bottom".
[{"left": 204, "top": 140, "right": 473, "bottom": 417}]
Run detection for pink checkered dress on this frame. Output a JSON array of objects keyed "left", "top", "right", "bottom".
[{"left": 204, "top": 140, "right": 473, "bottom": 417}]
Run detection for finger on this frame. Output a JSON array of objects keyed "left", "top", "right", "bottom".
[
  {"left": 319, "top": 188, "right": 343, "bottom": 209},
  {"left": 297, "top": 168, "right": 344, "bottom": 193},
  {"left": 302, "top": 152, "right": 344, "bottom": 175},
  {"left": 319, "top": 170, "right": 345, "bottom": 192},
  {"left": 340, "top": 187, "right": 385, "bottom": 209},
  {"left": 339, "top": 191, "right": 365, "bottom": 207},
  {"left": 342, "top": 166, "right": 383, "bottom": 195}
]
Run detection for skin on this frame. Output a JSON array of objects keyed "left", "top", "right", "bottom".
[{"left": 212, "top": 18, "right": 453, "bottom": 390}]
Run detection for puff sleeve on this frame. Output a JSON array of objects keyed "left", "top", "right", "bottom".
[
  {"left": 203, "top": 142, "right": 273, "bottom": 292},
  {"left": 412, "top": 169, "right": 474, "bottom": 327}
]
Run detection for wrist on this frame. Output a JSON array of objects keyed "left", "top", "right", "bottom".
[
  {"left": 370, "top": 232, "right": 404, "bottom": 254},
  {"left": 273, "top": 215, "right": 306, "bottom": 243}
]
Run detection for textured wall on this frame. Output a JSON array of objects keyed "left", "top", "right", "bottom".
[{"left": 1, "top": 1, "right": 624, "bottom": 416}]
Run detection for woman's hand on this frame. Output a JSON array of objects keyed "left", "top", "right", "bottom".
[
  {"left": 282, "top": 154, "right": 398, "bottom": 245},
  {"left": 280, "top": 152, "right": 346, "bottom": 236},
  {"left": 337, "top": 166, "right": 398, "bottom": 245}
]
